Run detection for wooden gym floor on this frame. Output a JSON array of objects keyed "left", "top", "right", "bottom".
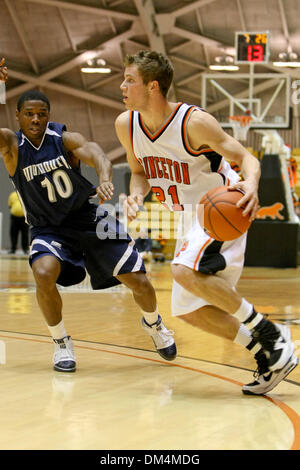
[{"left": 0, "top": 254, "right": 299, "bottom": 450}]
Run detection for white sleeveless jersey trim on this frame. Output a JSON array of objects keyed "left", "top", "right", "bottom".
[
  {"left": 19, "top": 123, "right": 60, "bottom": 151},
  {"left": 130, "top": 103, "right": 239, "bottom": 212},
  {"left": 181, "top": 105, "right": 204, "bottom": 156}
]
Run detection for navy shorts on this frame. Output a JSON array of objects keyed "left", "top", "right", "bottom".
[{"left": 29, "top": 206, "right": 146, "bottom": 289}]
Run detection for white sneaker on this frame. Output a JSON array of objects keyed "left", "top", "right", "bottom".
[
  {"left": 242, "top": 353, "right": 298, "bottom": 395},
  {"left": 53, "top": 336, "right": 76, "bottom": 372},
  {"left": 253, "top": 320, "right": 295, "bottom": 372},
  {"left": 266, "top": 323, "right": 295, "bottom": 371},
  {"left": 141, "top": 315, "right": 177, "bottom": 361},
  {"left": 243, "top": 324, "right": 298, "bottom": 395}
]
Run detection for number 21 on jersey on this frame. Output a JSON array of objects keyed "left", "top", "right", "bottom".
[{"left": 152, "top": 185, "right": 184, "bottom": 211}]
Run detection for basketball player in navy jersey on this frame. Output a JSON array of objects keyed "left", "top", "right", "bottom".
[
  {"left": 115, "top": 50, "right": 298, "bottom": 395},
  {"left": 0, "top": 58, "right": 176, "bottom": 372}
]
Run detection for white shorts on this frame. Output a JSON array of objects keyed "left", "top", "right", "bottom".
[{"left": 171, "top": 216, "right": 247, "bottom": 316}]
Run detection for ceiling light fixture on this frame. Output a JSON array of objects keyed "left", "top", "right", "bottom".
[
  {"left": 273, "top": 51, "right": 300, "bottom": 68},
  {"left": 209, "top": 55, "right": 239, "bottom": 71},
  {"left": 81, "top": 58, "right": 111, "bottom": 74}
]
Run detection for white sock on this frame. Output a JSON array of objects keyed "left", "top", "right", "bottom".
[
  {"left": 233, "top": 324, "right": 252, "bottom": 347},
  {"left": 234, "top": 324, "right": 262, "bottom": 355},
  {"left": 142, "top": 308, "right": 159, "bottom": 326},
  {"left": 47, "top": 319, "right": 67, "bottom": 340},
  {"left": 233, "top": 298, "right": 254, "bottom": 323}
]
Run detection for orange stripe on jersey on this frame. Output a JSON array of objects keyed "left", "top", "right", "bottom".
[
  {"left": 129, "top": 111, "right": 141, "bottom": 165},
  {"left": 182, "top": 106, "right": 205, "bottom": 157},
  {"left": 193, "top": 238, "right": 212, "bottom": 270},
  {"left": 139, "top": 102, "right": 183, "bottom": 141}
]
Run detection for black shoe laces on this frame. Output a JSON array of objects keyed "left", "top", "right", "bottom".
[
  {"left": 254, "top": 349, "right": 269, "bottom": 378},
  {"left": 252, "top": 319, "right": 280, "bottom": 352}
]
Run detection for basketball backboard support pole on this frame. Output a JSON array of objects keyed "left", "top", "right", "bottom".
[{"left": 202, "top": 71, "right": 291, "bottom": 129}]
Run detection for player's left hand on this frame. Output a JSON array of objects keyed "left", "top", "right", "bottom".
[
  {"left": 229, "top": 179, "right": 259, "bottom": 222},
  {"left": 0, "top": 58, "right": 8, "bottom": 82},
  {"left": 97, "top": 181, "right": 114, "bottom": 204}
]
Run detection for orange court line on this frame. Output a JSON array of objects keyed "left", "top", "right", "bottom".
[{"left": 0, "top": 332, "right": 299, "bottom": 450}]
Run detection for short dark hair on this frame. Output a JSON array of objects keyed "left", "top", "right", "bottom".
[
  {"left": 123, "top": 50, "right": 173, "bottom": 98},
  {"left": 17, "top": 90, "right": 50, "bottom": 111}
]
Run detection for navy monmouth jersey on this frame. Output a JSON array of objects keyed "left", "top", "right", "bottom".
[{"left": 11, "top": 122, "right": 96, "bottom": 227}]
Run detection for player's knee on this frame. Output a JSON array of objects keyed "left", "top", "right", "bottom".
[
  {"left": 32, "top": 258, "right": 60, "bottom": 287},
  {"left": 33, "top": 266, "right": 57, "bottom": 286}
]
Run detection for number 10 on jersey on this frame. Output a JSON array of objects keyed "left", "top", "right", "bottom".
[{"left": 41, "top": 169, "right": 73, "bottom": 202}]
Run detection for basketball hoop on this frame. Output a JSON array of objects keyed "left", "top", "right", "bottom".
[{"left": 229, "top": 115, "right": 252, "bottom": 141}]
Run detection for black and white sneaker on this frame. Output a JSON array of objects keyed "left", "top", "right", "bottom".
[
  {"left": 243, "top": 352, "right": 298, "bottom": 395},
  {"left": 141, "top": 315, "right": 177, "bottom": 361},
  {"left": 243, "top": 324, "right": 298, "bottom": 395},
  {"left": 252, "top": 320, "right": 294, "bottom": 372},
  {"left": 53, "top": 336, "right": 76, "bottom": 372}
]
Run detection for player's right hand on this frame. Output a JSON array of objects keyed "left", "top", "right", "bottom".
[
  {"left": 0, "top": 58, "right": 8, "bottom": 82},
  {"left": 123, "top": 194, "right": 144, "bottom": 221}
]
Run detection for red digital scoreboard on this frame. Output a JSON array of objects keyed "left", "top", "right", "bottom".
[{"left": 235, "top": 31, "right": 269, "bottom": 64}]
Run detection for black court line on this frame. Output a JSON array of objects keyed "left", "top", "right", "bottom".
[{"left": 0, "top": 329, "right": 298, "bottom": 386}]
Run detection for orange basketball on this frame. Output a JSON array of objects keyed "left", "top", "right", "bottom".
[{"left": 198, "top": 186, "right": 251, "bottom": 241}]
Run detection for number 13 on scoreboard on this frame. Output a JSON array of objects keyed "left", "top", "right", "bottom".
[{"left": 235, "top": 31, "right": 270, "bottom": 64}]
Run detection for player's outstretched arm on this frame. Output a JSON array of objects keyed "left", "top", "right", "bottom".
[
  {"left": 187, "top": 110, "right": 260, "bottom": 221},
  {"left": 115, "top": 112, "right": 150, "bottom": 221},
  {"left": 0, "top": 58, "right": 8, "bottom": 82},
  {"left": 0, "top": 58, "right": 19, "bottom": 175},
  {"left": 62, "top": 131, "right": 114, "bottom": 202}
]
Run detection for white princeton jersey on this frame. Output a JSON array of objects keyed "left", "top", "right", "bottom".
[{"left": 130, "top": 102, "right": 239, "bottom": 212}]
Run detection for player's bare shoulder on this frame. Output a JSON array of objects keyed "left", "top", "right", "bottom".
[
  {"left": 115, "top": 110, "right": 130, "bottom": 130},
  {"left": 62, "top": 130, "right": 86, "bottom": 150},
  {"left": 115, "top": 111, "right": 130, "bottom": 144},
  {"left": 189, "top": 108, "right": 220, "bottom": 131},
  {"left": 187, "top": 108, "right": 224, "bottom": 148},
  {"left": 0, "top": 127, "right": 17, "bottom": 148}
]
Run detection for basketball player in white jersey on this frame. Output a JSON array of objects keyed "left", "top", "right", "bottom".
[{"left": 115, "top": 50, "right": 298, "bottom": 395}]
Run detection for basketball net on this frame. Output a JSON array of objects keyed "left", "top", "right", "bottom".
[{"left": 229, "top": 115, "right": 252, "bottom": 141}]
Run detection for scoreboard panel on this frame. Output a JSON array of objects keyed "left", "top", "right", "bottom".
[{"left": 235, "top": 31, "right": 270, "bottom": 64}]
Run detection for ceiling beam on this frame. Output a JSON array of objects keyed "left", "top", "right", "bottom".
[
  {"left": 176, "top": 87, "right": 201, "bottom": 100},
  {"left": 88, "top": 72, "right": 123, "bottom": 91},
  {"left": 101, "top": 0, "right": 118, "bottom": 35},
  {"left": 177, "top": 71, "right": 204, "bottom": 87},
  {"left": 169, "top": 40, "right": 193, "bottom": 54},
  {"left": 57, "top": 8, "right": 77, "bottom": 52},
  {"left": 79, "top": 70, "right": 97, "bottom": 142},
  {"left": 5, "top": 28, "right": 134, "bottom": 100},
  {"left": 171, "top": 0, "right": 218, "bottom": 18},
  {"left": 133, "top": 0, "right": 168, "bottom": 52},
  {"left": 42, "top": 28, "right": 133, "bottom": 81},
  {"left": 236, "top": 0, "right": 247, "bottom": 30},
  {"left": 6, "top": 68, "right": 124, "bottom": 110},
  {"left": 20, "top": 0, "right": 137, "bottom": 21},
  {"left": 278, "top": 0, "right": 291, "bottom": 50},
  {"left": 169, "top": 54, "right": 206, "bottom": 71},
  {"left": 125, "top": 38, "right": 150, "bottom": 50},
  {"left": 171, "top": 26, "right": 228, "bottom": 50},
  {"left": 133, "top": 0, "right": 177, "bottom": 100},
  {"left": 4, "top": 0, "right": 39, "bottom": 74}
]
